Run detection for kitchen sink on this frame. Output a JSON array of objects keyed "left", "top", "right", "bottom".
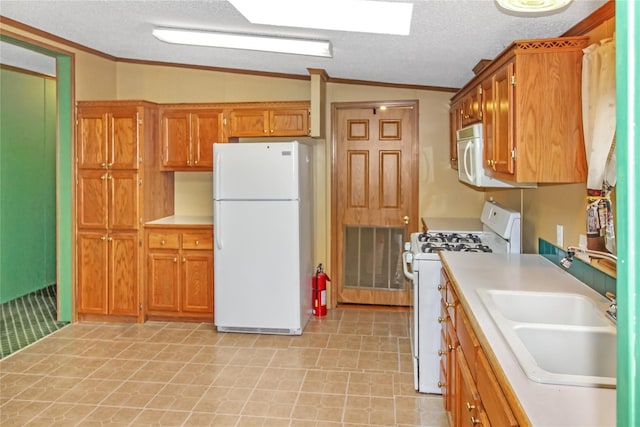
[
  {"left": 477, "top": 289, "right": 611, "bottom": 327},
  {"left": 510, "top": 325, "right": 616, "bottom": 387},
  {"left": 477, "top": 289, "right": 616, "bottom": 388}
]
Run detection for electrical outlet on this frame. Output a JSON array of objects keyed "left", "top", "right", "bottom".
[{"left": 556, "top": 224, "right": 564, "bottom": 247}]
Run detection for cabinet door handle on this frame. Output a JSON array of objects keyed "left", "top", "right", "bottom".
[
  {"left": 446, "top": 302, "right": 455, "bottom": 308},
  {"left": 100, "top": 236, "right": 107, "bottom": 241},
  {"left": 466, "top": 402, "right": 476, "bottom": 411},
  {"left": 195, "top": 240, "right": 199, "bottom": 246},
  {"left": 437, "top": 381, "right": 446, "bottom": 388},
  {"left": 471, "top": 416, "right": 481, "bottom": 425},
  {"left": 161, "top": 239, "right": 165, "bottom": 245},
  {"left": 100, "top": 162, "right": 107, "bottom": 168},
  {"left": 182, "top": 258, "right": 186, "bottom": 263},
  {"left": 438, "top": 316, "right": 445, "bottom": 324},
  {"left": 438, "top": 349, "right": 446, "bottom": 356},
  {"left": 100, "top": 174, "right": 107, "bottom": 180},
  {"left": 448, "top": 345, "right": 454, "bottom": 352},
  {"left": 107, "top": 236, "right": 112, "bottom": 241},
  {"left": 173, "top": 257, "right": 177, "bottom": 263},
  {"left": 437, "top": 284, "right": 445, "bottom": 290}
]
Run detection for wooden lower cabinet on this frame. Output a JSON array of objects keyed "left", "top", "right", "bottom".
[
  {"left": 77, "top": 231, "right": 139, "bottom": 318},
  {"left": 145, "top": 226, "right": 213, "bottom": 321},
  {"left": 440, "top": 268, "right": 519, "bottom": 427}
]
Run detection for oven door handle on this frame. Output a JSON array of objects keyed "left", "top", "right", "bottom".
[{"left": 402, "top": 250, "right": 415, "bottom": 281}]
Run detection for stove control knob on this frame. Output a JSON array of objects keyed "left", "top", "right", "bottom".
[{"left": 403, "top": 216, "right": 410, "bottom": 225}]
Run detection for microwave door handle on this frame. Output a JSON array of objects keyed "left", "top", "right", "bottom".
[{"left": 463, "top": 142, "right": 473, "bottom": 181}]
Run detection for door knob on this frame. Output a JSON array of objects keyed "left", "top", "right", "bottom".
[{"left": 403, "top": 215, "right": 410, "bottom": 225}]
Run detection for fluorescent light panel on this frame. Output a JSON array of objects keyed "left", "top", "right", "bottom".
[
  {"left": 495, "top": 0, "right": 573, "bottom": 13},
  {"left": 152, "top": 28, "right": 332, "bottom": 57},
  {"left": 228, "top": 0, "right": 413, "bottom": 36}
]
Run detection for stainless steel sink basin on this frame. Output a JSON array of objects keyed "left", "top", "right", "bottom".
[
  {"left": 477, "top": 289, "right": 610, "bottom": 327},
  {"left": 477, "top": 289, "right": 616, "bottom": 388}
]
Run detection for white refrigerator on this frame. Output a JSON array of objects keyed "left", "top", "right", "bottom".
[{"left": 213, "top": 141, "right": 313, "bottom": 335}]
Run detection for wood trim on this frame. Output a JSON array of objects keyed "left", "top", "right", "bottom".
[
  {"left": 0, "top": 63, "right": 56, "bottom": 79},
  {"left": 116, "top": 57, "right": 312, "bottom": 81},
  {"left": 328, "top": 76, "right": 458, "bottom": 93},
  {"left": 562, "top": 0, "right": 615, "bottom": 37}
]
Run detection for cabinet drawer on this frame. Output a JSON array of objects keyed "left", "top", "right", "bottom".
[
  {"left": 445, "top": 283, "right": 458, "bottom": 325},
  {"left": 457, "top": 307, "right": 480, "bottom": 380},
  {"left": 182, "top": 232, "right": 212, "bottom": 249},
  {"left": 148, "top": 231, "right": 180, "bottom": 249},
  {"left": 477, "top": 351, "right": 518, "bottom": 427},
  {"left": 457, "top": 347, "right": 482, "bottom": 427}
]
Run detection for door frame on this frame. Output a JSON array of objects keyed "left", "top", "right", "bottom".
[
  {"left": 0, "top": 29, "right": 75, "bottom": 321},
  {"left": 330, "top": 99, "right": 419, "bottom": 308}
]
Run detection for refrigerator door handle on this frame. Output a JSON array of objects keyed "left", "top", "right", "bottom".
[
  {"left": 214, "top": 151, "right": 222, "bottom": 198},
  {"left": 214, "top": 201, "right": 222, "bottom": 249}
]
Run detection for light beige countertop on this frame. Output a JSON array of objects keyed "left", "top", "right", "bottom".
[
  {"left": 440, "top": 252, "right": 616, "bottom": 427},
  {"left": 145, "top": 215, "right": 213, "bottom": 226}
]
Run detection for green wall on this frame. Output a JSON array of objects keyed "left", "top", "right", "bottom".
[{"left": 0, "top": 68, "right": 57, "bottom": 303}]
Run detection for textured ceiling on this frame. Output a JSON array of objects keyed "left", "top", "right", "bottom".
[{"left": 0, "top": 0, "right": 608, "bottom": 88}]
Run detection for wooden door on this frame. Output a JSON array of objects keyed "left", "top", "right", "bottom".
[
  {"left": 332, "top": 101, "right": 418, "bottom": 306},
  {"left": 77, "top": 110, "right": 108, "bottom": 169},
  {"left": 229, "top": 109, "right": 268, "bottom": 137},
  {"left": 449, "top": 101, "right": 463, "bottom": 170},
  {"left": 161, "top": 111, "right": 190, "bottom": 169},
  {"left": 270, "top": 108, "right": 309, "bottom": 136},
  {"left": 181, "top": 251, "right": 213, "bottom": 314},
  {"left": 147, "top": 251, "right": 180, "bottom": 313},
  {"left": 492, "top": 61, "right": 515, "bottom": 176},
  {"left": 481, "top": 76, "right": 495, "bottom": 172},
  {"left": 192, "top": 111, "right": 223, "bottom": 169},
  {"left": 77, "top": 231, "right": 108, "bottom": 314},
  {"left": 109, "top": 108, "right": 139, "bottom": 170},
  {"left": 76, "top": 169, "right": 108, "bottom": 230},
  {"left": 108, "top": 232, "right": 139, "bottom": 315},
  {"left": 108, "top": 171, "right": 140, "bottom": 230}
]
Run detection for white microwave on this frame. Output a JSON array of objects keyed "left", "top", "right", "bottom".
[{"left": 456, "top": 124, "right": 535, "bottom": 188}]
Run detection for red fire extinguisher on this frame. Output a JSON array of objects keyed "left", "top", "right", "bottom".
[{"left": 312, "top": 263, "right": 330, "bottom": 317}]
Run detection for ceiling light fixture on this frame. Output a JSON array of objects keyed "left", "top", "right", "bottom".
[
  {"left": 152, "top": 28, "right": 332, "bottom": 57},
  {"left": 495, "top": 0, "right": 573, "bottom": 13},
  {"left": 228, "top": 0, "right": 413, "bottom": 36}
]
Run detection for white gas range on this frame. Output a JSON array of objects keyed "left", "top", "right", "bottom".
[{"left": 402, "top": 201, "right": 522, "bottom": 394}]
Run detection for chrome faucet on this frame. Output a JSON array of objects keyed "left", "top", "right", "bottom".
[
  {"left": 560, "top": 246, "right": 618, "bottom": 323},
  {"left": 605, "top": 292, "right": 617, "bottom": 322},
  {"left": 559, "top": 245, "right": 618, "bottom": 269}
]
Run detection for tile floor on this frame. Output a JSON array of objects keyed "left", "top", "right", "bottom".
[{"left": 0, "top": 308, "right": 447, "bottom": 426}]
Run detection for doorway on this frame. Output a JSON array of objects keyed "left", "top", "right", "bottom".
[
  {"left": 331, "top": 100, "right": 418, "bottom": 306},
  {"left": 0, "top": 33, "right": 74, "bottom": 322}
]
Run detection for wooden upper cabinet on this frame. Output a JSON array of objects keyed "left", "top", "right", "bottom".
[
  {"left": 77, "top": 107, "right": 139, "bottom": 170},
  {"left": 490, "top": 61, "right": 516, "bottom": 176},
  {"left": 461, "top": 85, "right": 482, "bottom": 126},
  {"left": 229, "top": 106, "right": 309, "bottom": 137},
  {"left": 449, "top": 100, "right": 463, "bottom": 170},
  {"left": 451, "top": 36, "right": 589, "bottom": 183},
  {"left": 160, "top": 109, "right": 225, "bottom": 171}
]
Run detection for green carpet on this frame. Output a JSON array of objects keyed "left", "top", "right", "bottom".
[{"left": 0, "top": 285, "right": 69, "bottom": 359}]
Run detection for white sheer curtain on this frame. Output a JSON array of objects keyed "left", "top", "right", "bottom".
[{"left": 581, "top": 36, "right": 616, "bottom": 254}]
